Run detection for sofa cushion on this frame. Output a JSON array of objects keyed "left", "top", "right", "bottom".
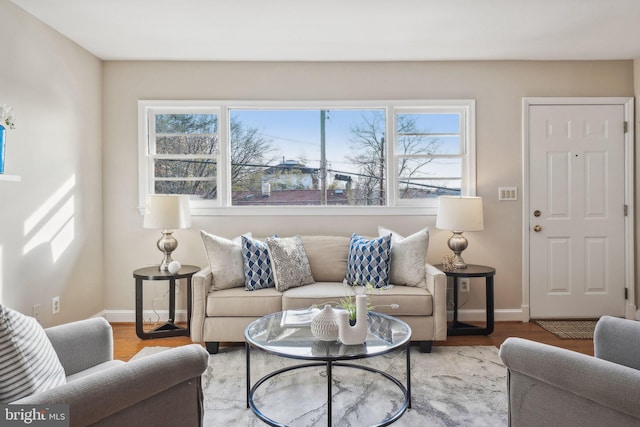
[
  {"left": 281, "top": 282, "right": 433, "bottom": 316},
  {"left": 301, "top": 236, "right": 350, "bottom": 282},
  {"left": 378, "top": 226, "right": 429, "bottom": 289},
  {"left": 200, "top": 231, "right": 249, "bottom": 290},
  {"left": 206, "top": 287, "right": 283, "bottom": 317},
  {"left": 345, "top": 233, "right": 392, "bottom": 288},
  {"left": 266, "top": 236, "right": 315, "bottom": 291},
  {"left": 0, "top": 304, "right": 66, "bottom": 403},
  {"left": 241, "top": 236, "right": 275, "bottom": 291}
]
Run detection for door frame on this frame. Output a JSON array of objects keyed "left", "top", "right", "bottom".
[{"left": 522, "top": 97, "right": 635, "bottom": 321}]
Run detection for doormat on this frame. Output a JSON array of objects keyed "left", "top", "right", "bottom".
[{"left": 535, "top": 320, "right": 597, "bottom": 339}]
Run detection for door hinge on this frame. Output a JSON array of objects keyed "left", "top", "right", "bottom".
[
  {"left": 625, "top": 287, "right": 628, "bottom": 300},
  {"left": 624, "top": 121, "right": 628, "bottom": 133},
  {"left": 624, "top": 204, "right": 628, "bottom": 216}
]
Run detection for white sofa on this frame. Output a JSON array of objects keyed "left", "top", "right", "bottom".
[{"left": 190, "top": 230, "right": 447, "bottom": 354}]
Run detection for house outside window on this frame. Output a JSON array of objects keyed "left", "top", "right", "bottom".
[{"left": 138, "top": 100, "right": 475, "bottom": 215}]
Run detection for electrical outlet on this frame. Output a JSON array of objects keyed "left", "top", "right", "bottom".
[
  {"left": 32, "top": 304, "right": 41, "bottom": 320},
  {"left": 52, "top": 296, "right": 60, "bottom": 314},
  {"left": 459, "top": 279, "right": 470, "bottom": 293}
]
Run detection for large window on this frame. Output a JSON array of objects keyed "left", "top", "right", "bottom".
[{"left": 139, "top": 101, "right": 475, "bottom": 215}]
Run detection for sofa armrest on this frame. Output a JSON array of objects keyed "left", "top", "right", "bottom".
[
  {"left": 45, "top": 317, "right": 113, "bottom": 376},
  {"left": 500, "top": 337, "right": 640, "bottom": 423},
  {"left": 190, "top": 266, "right": 212, "bottom": 342},
  {"left": 594, "top": 315, "right": 640, "bottom": 370},
  {"left": 424, "top": 263, "right": 447, "bottom": 340},
  {"left": 14, "top": 344, "right": 209, "bottom": 427}
]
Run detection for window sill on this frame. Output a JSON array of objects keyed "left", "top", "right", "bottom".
[{"left": 139, "top": 205, "right": 439, "bottom": 217}]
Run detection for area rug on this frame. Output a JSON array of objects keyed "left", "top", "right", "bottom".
[
  {"left": 535, "top": 320, "right": 597, "bottom": 339},
  {"left": 202, "top": 345, "right": 507, "bottom": 427}
]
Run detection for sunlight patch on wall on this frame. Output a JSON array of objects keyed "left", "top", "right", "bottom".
[
  {"left": 23, "top": 175, "right": 76, "bottom": 262},
  {"left": 51, "top": 216, "right": 75, "bottom": 262},
  {"left": 24, "top": 175, "right": 75, "bottom": 235}
]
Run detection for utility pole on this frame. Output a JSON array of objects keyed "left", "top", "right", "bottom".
[{"left": 320, "top": 110, "right": 327, "bottom": 205}]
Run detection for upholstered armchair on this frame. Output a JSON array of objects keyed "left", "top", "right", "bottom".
[
  {"left": 10, "top": 317, "right": 209, "bottom": 427},
  {"left": 499, "top": 316, "right": 640, "bottom": 427}
]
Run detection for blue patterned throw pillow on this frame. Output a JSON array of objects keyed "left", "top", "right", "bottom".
[
  {"left": 241, "top": 236, "right": 275, "bottom": 291},
  {"left": 345, "top": 233, "right": 392, "bottom": 288}
]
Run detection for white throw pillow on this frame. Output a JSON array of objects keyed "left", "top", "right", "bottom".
[
  {"left": 378, "top": 226, "right": 429, "bottom": 288},
  {"left": 266, "top": 236, "right": 315, "bottom": 291},
  {"left": 0, "top": 304, "right": 66, "bottom": 403},
  {"left": 200, "top": 231, "right": 252, "bottom": 290}
]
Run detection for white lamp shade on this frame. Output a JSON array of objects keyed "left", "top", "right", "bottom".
[
  {"left": 143, "top": 195, "right": 192, "bottom": 230},
  {"left": 436, "top": 196, "right": 484, "bottom": 232}
]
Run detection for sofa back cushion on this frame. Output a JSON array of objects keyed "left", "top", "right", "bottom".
[{"left": 300, "top": 236, "right": 350, "bottom": 282}]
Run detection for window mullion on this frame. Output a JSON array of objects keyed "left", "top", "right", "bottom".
[
  {"left": 219, "top": 106, "right": 229, "bottom": 208},
  {"left": 387, "top": 106, "right": 398, "bottom": 207}
]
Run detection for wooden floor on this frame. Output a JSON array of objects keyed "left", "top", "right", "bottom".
[{"left": 113, "top": 320, "right": 594, "bottom": 361}]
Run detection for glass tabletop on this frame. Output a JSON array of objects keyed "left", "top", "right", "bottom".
[{"left": 245, "top": 310, "right": 411, "bottom": 361}]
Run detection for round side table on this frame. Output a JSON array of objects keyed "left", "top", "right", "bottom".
[
  {"left": 434, "top": 264, "right": 496, "bottom": 336},
  {"left": 133, "top": 265, "right": 200, "bottom": 339}
]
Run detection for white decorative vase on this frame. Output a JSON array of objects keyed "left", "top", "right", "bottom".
[
  {"left": 337, "top": 294, "right": 368, "bottom": 345},
  {"left": 311, "top": 305, "right": 339, "bottom": 341}
]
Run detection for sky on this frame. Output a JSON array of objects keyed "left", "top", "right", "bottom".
[{"left": 230, "top": 109, "right": 461, "bottom": 178}]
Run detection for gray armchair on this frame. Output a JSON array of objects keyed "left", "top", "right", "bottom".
[
  {"left": 12, "top": 317, "right": 209, "bottom": 427},
  {"left": 499, "top": 316, "right": 640, "bottom": 427}
]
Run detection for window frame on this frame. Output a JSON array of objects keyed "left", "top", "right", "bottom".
[
  {"left": 390, "top": 104, "right": 475, "bottom": 207},
  {"left": 138, "top": 100, "right": 476, "bottom": 216}
]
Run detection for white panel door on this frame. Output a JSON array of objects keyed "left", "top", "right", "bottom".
[{"left": 529, "top": 104, "right": 626, "bottom": 318}]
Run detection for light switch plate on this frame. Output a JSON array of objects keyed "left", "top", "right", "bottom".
[{"left": 499, "top": 187, "right": 517, "bottom": 201}]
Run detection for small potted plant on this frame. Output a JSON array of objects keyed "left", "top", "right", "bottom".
[
  {"left": 340, "top": 283, "right": 376, "bottom": 324},
  {"left": 312, "top": 282, "right": 399, "bottom": 325}
]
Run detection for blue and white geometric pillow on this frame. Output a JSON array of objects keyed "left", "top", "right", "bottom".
[
  {"left": 241, "top": 236, "right": 275, "bottom": 291},
  {"left": 345, "top": 233, "right": 392, "bottom": 288}
]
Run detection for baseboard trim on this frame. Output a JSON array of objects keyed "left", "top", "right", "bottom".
[
  {"left": 103, "top": 309, "right": 188, "bottom": 323},
  {"left": 456, "top": 308, "right": 524, "bottom": 322},
  {"left": 105, "top": 308, "right": 524, "bottom": 323}
]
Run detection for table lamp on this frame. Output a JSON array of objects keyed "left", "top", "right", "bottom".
[
  {"left": 143, "top": 194, "right": 192, "bottom": 271},
  {"left": 436, "top": 196, "right": 484, "bottom": 269}
]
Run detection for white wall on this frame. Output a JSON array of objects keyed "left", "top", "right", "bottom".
[
  {"left": 102, "top": 60, "right": 633, "bottom": 320},
  {"left": 0, "top": 0, "right": 103, "bottom": 325}
]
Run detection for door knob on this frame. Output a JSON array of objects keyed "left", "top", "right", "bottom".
[{"left": 533, "top": 225, "right": 542, "bottom": 232}]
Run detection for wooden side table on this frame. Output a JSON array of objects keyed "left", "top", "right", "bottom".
[
  {"left": 435, "top": 264, "right": 496, "bottom": 336},
  {"left": 133, "top": 265, "right": 200, "bottom": 339}
]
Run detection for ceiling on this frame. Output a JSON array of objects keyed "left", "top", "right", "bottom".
[{"left": 11, "top": 0, "right": 640, "bottom": 62}]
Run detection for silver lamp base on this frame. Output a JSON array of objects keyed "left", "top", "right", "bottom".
[
  {"left": 447, "top": 231, "right": 468, "bottom": 269},
  {"left": 157, "top": 230, "right": 178, "bottom": 271}
]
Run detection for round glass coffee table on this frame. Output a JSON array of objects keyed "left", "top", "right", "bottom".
[{"left": 245, "top": 310, "right": 412, "bottom": 427}]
